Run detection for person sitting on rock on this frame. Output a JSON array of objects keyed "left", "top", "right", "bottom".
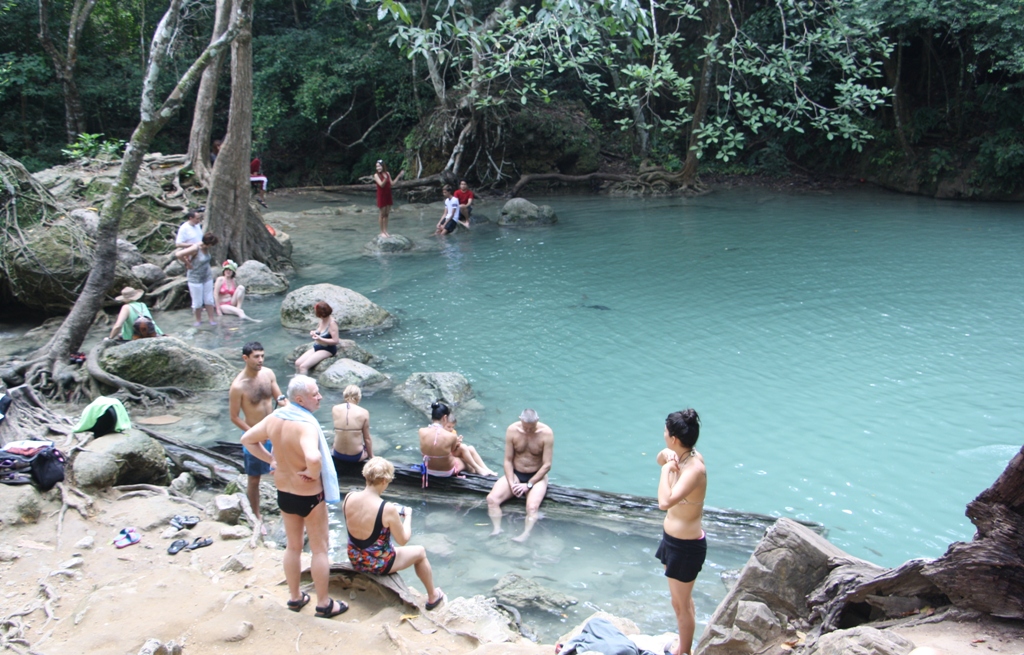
[
  {"left": 250, "top": 157, "right": 268, "bottom": 208},
  {"left": 418, "top": 402, "right": 497, "bottom": 484},
  {"left": 295, "top": 301, "right": 339, "bottom": 375},
  {"left": 214, "top": 260, "right": 259, "bottom": 322},
  {"left": 106, "top": 287, "right": 163, "bottom": 341}
]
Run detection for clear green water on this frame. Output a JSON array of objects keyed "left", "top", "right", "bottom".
[{"left": 9, "top": 187, "right": 1016, "bottom": 642}]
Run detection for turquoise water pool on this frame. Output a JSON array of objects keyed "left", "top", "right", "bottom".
[{"left": 111, "top": 186, "right": 1022, "bottom": 641}]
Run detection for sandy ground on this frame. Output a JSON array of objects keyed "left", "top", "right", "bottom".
[{"left": 2, "top": 489, "right": 1022, "bottom": 655}]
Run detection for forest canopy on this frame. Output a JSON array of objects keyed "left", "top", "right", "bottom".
[{"left": 2, "top": 0, "right": 1022, "bottom": 195}]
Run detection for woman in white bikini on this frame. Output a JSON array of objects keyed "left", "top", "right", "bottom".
[
  {"left": 655, "top": 408, "right": 707, "bottom": 655},
  {"left": 417, "top": 402, "right": 496, "bottom": 486},
  {"left": 331, "top": 385, "right": 373, "bottom": 477}
]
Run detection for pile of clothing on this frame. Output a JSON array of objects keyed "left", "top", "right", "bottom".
[{"left": 0, "top": 439, "right": 66, "bottom": 490}]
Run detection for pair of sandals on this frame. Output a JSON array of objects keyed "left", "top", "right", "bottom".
[
  {"left": 286, "top": 592, "right": 349, "bottom": 618},
  {"left": 114, "top": 527, "right": 141, "bottom": 549},
  {"left": 167, "top": 536, "right": 213, "bottom": 554},
  {"left": 169, "top": 515, "right": 200, "bottom": 531}
]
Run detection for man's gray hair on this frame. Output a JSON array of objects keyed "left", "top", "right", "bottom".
[
  {"left": 287, "top": 375, "right": 316, "bottom": 401},
  {"left": 519, "top": 408, "right": 539, "bottom": 423}
]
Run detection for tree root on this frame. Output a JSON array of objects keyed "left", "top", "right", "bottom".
[
  {"left": 235, "top": 492, "right": 263, "bottom": 549},
  {"left": 55, "top": 482, "right": 95, "bottom": 549},
  {"left": 0, "top": 384, "right": 76, "bottom": 446},
  {"left": 113, "top": 483, "right": 205, "bottom": 510},
  {"left": 86, "top": 341, "right": 190, "bottom": 407},
  {"left": 0, "top": 580, "right": 61, "bottom": 655}
]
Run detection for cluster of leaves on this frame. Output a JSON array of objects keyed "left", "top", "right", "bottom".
[{"left": 60, "top": 132, "right": 126, "bottom": 159}]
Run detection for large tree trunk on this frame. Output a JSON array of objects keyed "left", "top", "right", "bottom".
[
  {"left": 186, "top": 0, "right": 232, "bottom": 187},
  {"left": 27, "top": 0, "right": 247, "bottom": 378},
  {"left": 38, "top": 0, "right": 98, "bottom": 143},
  {"left": 205, "top": 0, "right": 284, "bottom": 266},
  {"left": 681, "top": 0, "right": 724, "bottom": 186}
]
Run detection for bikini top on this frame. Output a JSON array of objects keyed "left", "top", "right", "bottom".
[
  {"left": 334, "top": 403, "right": 362, "bottom": 432},
  {"left": 676, "top": 449, "right": 705, "bottom": 506},
  {"left": 345, "top": 497, "right": 392, "bottom": 550},
  {"left": 220, "top": 280, "right": 235, "bottom": 296}
]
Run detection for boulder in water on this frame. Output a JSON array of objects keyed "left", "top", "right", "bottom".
[
  {"left": 71, "top": 429, "right": 169, "bottom": 489},
  {"left": 491, "top": 573, "right": 578, "bottom": 612},
  {"left": 394, "top": 372, "right": 476, "bottom": 416},
  {"left": 99, "top": 337, "right": 236, "bottom": 390},
  {"left": 235, "top": 260, "right": 288, "bottom": 295},
  {"left": 286, "top": 341, "right": 379, "bottom": 372},
  {"left": 499, "top": 198, "right": 557, "bottom": 226},
  {"left": 280, "top": 283, "right": 395, "bottom": 333},
  {"left": 365, "top": 234, "right": 414, "bottom": 254},
  {"left": 317, "top": 358, "right": 390, "bottom": 392}
]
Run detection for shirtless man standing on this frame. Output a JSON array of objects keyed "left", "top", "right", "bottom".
[
  {"left": 228, "top": 341, "right": 285, "bottom": 523},
  {"left": 241, "top": 376, "right": 347, "bottom": 618},
  {"left": 486, "top": 409, "right": 554, "bottom": 542},
  {"left": 655, "top": 409, "right": 707, "bottom": 655}
]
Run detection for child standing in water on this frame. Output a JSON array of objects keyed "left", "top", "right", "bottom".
[{"left": 656, "top": 409, "right": 707, "bottom": 655}]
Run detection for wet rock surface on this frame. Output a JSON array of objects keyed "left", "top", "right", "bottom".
[
  {"left": 99, "top": 337, "right": 236, "bottom": 391},
  {"left": 280, "top": 283, "right": 396, "bottom": 333}
]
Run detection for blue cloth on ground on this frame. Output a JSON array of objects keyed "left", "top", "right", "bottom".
[
  {"left": 558, "top": 617, "right": 656, "bottom": 655},
  {"left": 270, "top": 403, "right": 340, "bottom": 504}
]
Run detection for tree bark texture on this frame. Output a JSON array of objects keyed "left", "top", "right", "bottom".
[
  {"left": 919, "top": 445, "right": 1024, "bottom": 618},
  {"left": 186, "top": 0, "right": 232, "bottom": 187},
  {"left": 37, "top": 0, "right": 98, "bottom": 143},
  {"left": 32, "top": 0, "right": 246, "bottom": 367},
  {"left": 205, "top": 0, "right": 283, "bottom": 266},
  {"left": 681, "top": 0, "right": 724, "bottom": 185}
]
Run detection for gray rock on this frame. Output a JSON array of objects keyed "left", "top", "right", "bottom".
[
  {"left": 318, "top": 358, "right": 390, "bottom": 392},
  {"left": 132, "top": 263, "right": 167, "bottom": 287},
  {"left": 424, "top": 511, "right": 462, "bottom": 532},
  {"left": 117, "top": 239, "right": 146, "bottom": 267},
  {"left": 99, "top": 337, "right": 236, "bottom": 391},
  {"left": 210, "top": 494, "right": 243, "bottom": 525},
  {"left": 412, "top": 532, "right": 457, "bottom": 558},
  {"left": 169, "top": 472, "right": 196, "bottom": 498},
  {"left": 235, "top": 260, "right": 288, "bottom": 295},
  {"left": 274, "top": 230, "right": 293, "bottom": 259},
  {"left": 0, "top": 485, "right": 42, "bottom": 525},
  {"left": 137, "top": 638, "right": 182, "bottom": 655},
  {"left": 163, "top": 259, "right": 186, "bottom": 277},
  {"left": 491, "top": 573, "right": 578, "bottom": 612},
  {"left": 0, "top": 549, "right": 20, "bottom": 562},
  {"left": 807, "top": 626, "right": 915, "bottom": 655},
  {"left": 394, "top": 372, "right": 476, "bottom": 416},
  {"left": 280, "top": 283, "right": 396, "bottom": 333},
  {"left": 70, "top": 208, "right": 100, "bottom": 236},
  {"left": 71, "top": 430, "right": 169, "bottom": 489},
  {"left": 696, "top": 518, "right": 859, "bottom": 655},
  {"left": 74, "top": 535, "right": 95, "bottom": 550},
  {"left": 286, "top": 341, "right": 378, "bottom": 373},
  {"left": 220, "top": 552, "right": 254, "bottom": 573},
  {"left": 365, "top": 234, "right": 414, "bottom": 254},
  {"left": 59, "top": 556, "right": 84, "bottom": 569},
  {"left": 232, "top": 474, "right": 279, "bottom": 517},
  {"left": 220, "top": 525, "right": 252, "bottom": 540},
  {"left": 498, "top": 198, "right": 558, "bottom": 226},
  {"left": 432, "top": 595, "right": 521, "bottom": 644}
]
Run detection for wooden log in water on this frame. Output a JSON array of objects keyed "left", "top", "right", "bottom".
[{"left": 214, "top": 441, "right": 820, "bottom": 545}]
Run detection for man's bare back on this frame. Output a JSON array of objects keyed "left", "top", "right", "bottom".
[{"left": 259, "top": 416, "right": 323, "bottom": 496}]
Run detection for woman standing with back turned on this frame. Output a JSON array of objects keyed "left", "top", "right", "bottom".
[{"left": 656, "top": 409, "right": 707, "bottom": 655}]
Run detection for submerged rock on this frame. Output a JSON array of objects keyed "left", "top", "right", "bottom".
[
  {"left": 491, "top": 573, "right": 578, "bottom": 612},
  {"left": 499, "top": 198, "right": 558, "bottom": 226},
  {"left": 280, "top": 283, "right": 396, "bottom": 333},
  {"left": 71, "top": 429, "right": 169, "bottom": 489},
  {"left": 99, "top": 337, "right": 236, "bottom": 391},
  {"left": 235, "top": 260, "right": 288, "bottom": 295},
  {"left": 394, "top": 372, "right": 476, "bottom": 416},
  {"left": 317, "top": 358, "right": 390, "bottom": 392},
  {"left": 365, "top": 234, "right": 414, "bottom": 254}
]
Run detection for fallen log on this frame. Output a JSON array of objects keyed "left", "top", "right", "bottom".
[
  {"left": 286, "top": 174, "right": 443, "bottom": 195},
  {"left": 510, "top": 172, "right": 632, "bottom": 197}
]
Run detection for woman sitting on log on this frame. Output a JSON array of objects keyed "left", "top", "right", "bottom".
[
  {"left": 214, "top": 260, "right": 259, "bottom": 322},
  {"left": 106, "top": 287, "right": 163, "bottom": 341},
  {"left": 418, "top": 402, "right": 497, "bottom": 485},
  {"left": 343, "top": 457, "right": 445, "bottom": 610},
  {"left": 331, "top": 385, "right": 373, "bottom": 477},
  {"left": 294, "top": 301, "right": 339, "bottom": 374}
]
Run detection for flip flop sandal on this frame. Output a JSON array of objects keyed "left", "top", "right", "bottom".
[
  {"left": 185, "top": 536, "right": 213, "bottom": 550},
  {"left": 286, "top": 592, "right": 311, "bottom": 612},
  {"left": 314, "top": 598, "right": 349, "bottom": 619},
  {"left": 167, "top": 539, "right": 189, "bottom": 555},
  {"left": 169, "top": 515, "right": 185, "bottom": 530},
  {"left": 425, "top": 588, "right": 446, "bottom": 611},
  {"left": 179, "top": 516, "right": 200, "bottom": 529},
  {"left": 114, "top": 527, "right": 141, "bottom": 549}
]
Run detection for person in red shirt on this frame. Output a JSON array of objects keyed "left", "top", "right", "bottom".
[
  {"left": 453, "top": 179, "right": 474, "bottom": 221},
  {"left": 250, "top": 157, "right": 268, "bottom": 207}
]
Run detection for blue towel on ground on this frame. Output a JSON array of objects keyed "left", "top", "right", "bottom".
[{"left": 271, "top": 403, "right": 340, "bottom": 504}]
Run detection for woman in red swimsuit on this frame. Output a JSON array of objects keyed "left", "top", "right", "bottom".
[
  {"left": 373, "top": 160, "right": 403, "bottom": 238},
  {"left": 214, "top": 260, "right": 259, "bottom": 322},
  {"left": 343, "top": 457, "right": 445, "bottom": 610}
]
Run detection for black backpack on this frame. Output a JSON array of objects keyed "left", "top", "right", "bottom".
[{"left": 30, "top": 446, "right": 66, "bottom": 491}]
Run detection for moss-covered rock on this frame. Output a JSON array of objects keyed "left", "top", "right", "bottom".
[
  {"left": 506, "top": 102, "right": 601, "bottom": 175},
  {"left": 280, "top": 283, "right": 396, "bottom": 333},
  {"left": 498, "top": 198, "right": 558, "bottom": 226},
  {"left": 99, "top": 337, "right": 236, "bottom": 391},
  {"left": 71, "top": 430, "right": 169, "bottom": 489}
]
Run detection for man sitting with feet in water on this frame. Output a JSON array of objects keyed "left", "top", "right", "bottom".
[
  {"left": 241, "top": 375, "right": 346, "bottom": 619},
  {"left": 229, "top": 341, "right": 285, "bottom": 526},
  {"left": 486, "top": 409, "right": 554, "bottom": 542}
]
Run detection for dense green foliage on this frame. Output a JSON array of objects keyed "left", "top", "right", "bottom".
[{"left": 1, "top": 0, "right": 1022, "bottom": 194}]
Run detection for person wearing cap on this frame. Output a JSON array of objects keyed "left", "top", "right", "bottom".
[
  {"left": 214, "top": 259, "right": 259, "bottom": 321},
  {"left": 107, "top": 287, "right": 163, "bottom": 341},
  {"left": 486, "top": 409, "right": 554, "bottom": 542}
]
